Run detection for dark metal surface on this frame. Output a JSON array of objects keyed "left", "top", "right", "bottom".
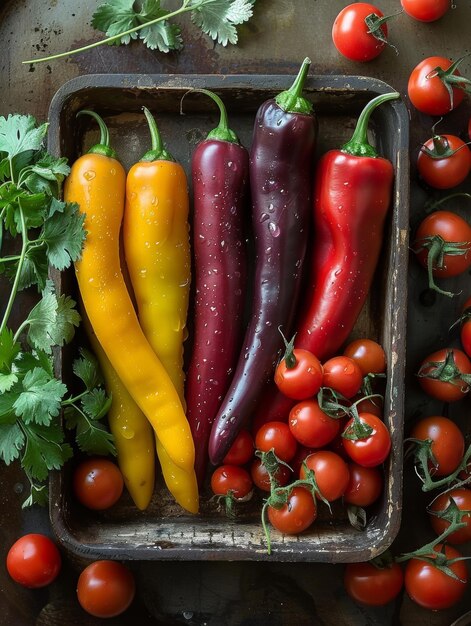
[{"left": 1, "top": 0, "right": 471, "bottom": 624}]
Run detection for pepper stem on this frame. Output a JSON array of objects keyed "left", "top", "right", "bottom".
[
  {"left": 189, "top": 89, "right": 239, "bottom": 144},
  {"left": 341, "top": 92, "right": 400, "bottom": 158},
  {"left": 141, "top": 107, "right": 174, "bottom": 162},
  {"left": 275, "top": 57, "right": 313, "bottom": 115},
  {"left": 77, "top": 110, "right": 116, "bottom": 158}
]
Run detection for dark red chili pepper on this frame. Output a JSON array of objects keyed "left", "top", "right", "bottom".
[
  {"left": 208, "top": 58, "right": 317, "bottom": 465},
  {"left": 185, "top": 89, "right": 249, "bottom": 486},
  {"left": 252, "top": 92, "right": 399, "bottom": 428}
]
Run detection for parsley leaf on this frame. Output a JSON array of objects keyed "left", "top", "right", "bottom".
[
  {"left": 13, "top": 367, "right": 67, "bottom": 426},
  {"left": 191, "top": 0, "right": 254, "bottom": 46},
  {"left": 26, "top": 280, "right": 80, "bottom": 354}
]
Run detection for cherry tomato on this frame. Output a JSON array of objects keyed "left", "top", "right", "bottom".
[
  {"left": 354, "top": 395, "right": 383, "bottom": 418},
  {"left": 413, "top": 212, "right": 471, "bottom": 281},
  {"left": 255, "top": 421, "right": 297, "bottom": 463},
  {"left": 210, "top": 465, "right": 253, "bottom": 499},
  {"left": 344, "top": 463, "right": 383, "bottom": 507},
  {"left": 460, "top": 296, "right": 471, "bottom": 358},
  {"left": 404, "top": 544, "right": 468, "bottom": 610},
  {"left": 344, "top": 561, "right": 404, "bottom": 606},
  {"left": 417, "top": 134, "right": 471, "bottom": 189},
  {"left": 342, "top": 413, "right": 391, "bottom": 467},
  {"left": 274, "top": 348, "right": 323, "bottom": 400},
  {"left": 290, "top": 445, "right": 319, "bottom": 475},
  {"left": 267, "top": 487, "right": 317, "bottom": 534},
  {"left": 300, "top": 451, "right": 350, "bottom": 502},
  {"left": 322, "top": 356, "right": 364, "bottom": 399},
  {"left": 332, "top": 3, "right": 387, "bottom": 62},
  {"left": 418, "top": 348, "right": 471, "bottom": 403},
  {"left": 77, "top": 560, "right": 135, "bottom": 618},
  {"left": 250, "top": 458, "right": 292, "bottom": 492},
  {"left": 343, "top": 338, "right": 386, "bottom": 375},
  {"left": 73, "top": 457, "right": 124, "bottom": 510},
  {"left": 222, "top": 429, "right": 254, "bottom": 466},
  {"left": 401, "top": 0, "right": 450, "bottom": 22},
  {"left": 6, "top": 534, "right": 61, "bottom": 589},
  {"left": 410, "top": 415, "right": 465, "bottom": 477},
  {"left": 429, "top": 488, "right": 471, "bottom": 544},
  {"left": 408, "top": 56, "right": 465, "bottom": 115},
  {"left": 288, "top": 399, "right": 340, "bottom": 448}
]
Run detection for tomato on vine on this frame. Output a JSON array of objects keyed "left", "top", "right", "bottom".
[
  {"left": 417, "top": 134, "right": 471, "bottom": 190},
  {"left": 343, "top": 463, "right": 383, "bottom": 507},
  {"left": 404, "top": 544, "right": 468, "bottom": 610},
  {"left": 288, "top": 399, "right": 341, "bottom": 448},
  {"left": 458, "top": 296, "right": 471, "bottom": 358},
  {"left": 408, "top": 55, "right": 470, "bottom": 116},
  {"left": 429, "top": 488, "right": 471, "bottom": 544},
  {"left": 267, "top": 486, "right": 317, "bottom": 534},
  {"left": 274, "top": 333, "right": 323, "bottom": 400},
  {"left": 342, "top": 413, "right": 391, "bottom": 467},
  {"left": 250, "top": 458, "right": 291, "bottom": 492},
  {"left": 322, "top": 356, "right": 364, "bottom": 399},
  {"left": 344, "top": 560, "right": 404, "bottom": 606},
  {"left": 343, "top": 338, "right": 386, "bottom": 376},
  {"left": 417, "top": 348, "right": 471, "bottom": 402},
  {"left": 332, "top": 3, "right": 392, "bottom": 62},
  {"left": 409, "top": 415, "right": 465, "bottom": 478},
  {"left": 210, "top": 465, "right": 253, "bottom": 499},
  {"left": 299, "top": 451, "right": 350, "bottom": 502},
  {"left": 255, "top": 421, "right": 297, "bottom": 463}
]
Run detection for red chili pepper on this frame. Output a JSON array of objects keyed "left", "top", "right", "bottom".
[{"left": 252, "top": 92, "right": 399, "bottom": 428}]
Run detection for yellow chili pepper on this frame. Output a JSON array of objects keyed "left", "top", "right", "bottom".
[
  {"left": 81, "top": 306, "right": 155, "bottom": 511},
  {"left": 156, "top": 440, "right": 199, "bottom": 513},
  {"left": 123, "top": 108, "right": 191, "bottom": 405},
  {"left": 64, "top": 110, "right": 195, "bottom": 475}
]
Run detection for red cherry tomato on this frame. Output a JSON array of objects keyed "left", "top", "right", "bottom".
[
  {"left": 288, "top": 399, "right": 340, "bottom": 448},
  {"left": 343, "top": 338, "right": 386, "bottom": 375},
  {"left": 73, "top": 457, "right": 124, "bottom": 510},
  {"left": 6, "top": 534, "right": 61, "bottom": 589},
  {"left": 300, "top": 451, "right": 350, "bottom": 502},
  {"left": 417, "top": 134, "right": 471, "bottom": 189},
  {"left": 344, "top": 561, "right": 404, "bottom": 606},
  {"left": 343, "top": 463, "right": 383, "bottom": 507},
  {"left": 342, "top": 413, "right": 391, "bottom": 467},
  {"left": 255, "top": 421, "right": 297, "bottom": 463},
  {"left": 408, "top": 56, "right": 465, "bottom": 115},
  {"left": 413, "top": 212, "right": 471, "bottom": 281},
  {"left": 77, "top": 560, "right": 136, "bottom": 618},
  {"left": 322, "top": 356, "right": 364, "bottom": 399},
  {"left": 222, "top": 429, "right": 254, "bottom": 466},
  {"left": 401, "top": 0, "right": 450, "bottom": 22},
  {"left": 274, "top": 347, "right": 323, "bottom": 400},
  {"left": 267, "top": 487, "right": 317, "bottom": 534},
  {"left": 250, "top": 458, "right": 292, "bottom": 492},
  {"left": 332, "top": 3, "right": 387, "bottom": 62},
  {"left": 460, "top": 296, "right": 471, "bottom": 358},
  {"left": 354, "top": 395, "right": 383, "bottom": 418},
  {"left": 210, "top": 465, "right": 253, "bottom": 499},
  {"left": 418, "top": 348, "right": 471, "bottom": 403},
  {"left": 429, "top": 488, "right": 471, "bottom": 544},
  {"left": 404, "top": 544, "right": 468, "bottom": 610},
  {"left": 410, "top": 415, "right": 465, "bottom": 477}
]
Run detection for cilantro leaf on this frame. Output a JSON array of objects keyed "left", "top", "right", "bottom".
[
  {"left": 26, "top": 280, "right": 80, "bottom": 353},
  {"left": 21, "top": 422, "right": 73, "bottom": 481},
  {"left": 22, "top": 481, "right": 49, "bottom": 508},
  {"left": 191, "top": 0, "right": 254, "bottom": 46},
  {"left": 0, "top": 423, "right": 25, "bottom": 465},
  {"left": 0, "top": 387, "right": 20, "bottom": 424},
  {"left": 64, "top": 403, "right": 116, "bottom": 456},
  {"left": 0, "top": 328, "right": 21, "bottom": 370},
  {"left": 15, "top": 349, "right": 53, "bottom": 378},
  {"left": 22, "top": 152, "right": 70, "bottom": 197},
  {"left": 82, "top": 388, "right": 113, "bottom": 421},
  {"left": 2, "top": 243, "right": 49, "bottom": 292},
  {"left": 140, "top": 20, "right": 183, "bottom": 52},
  {"left": 92, "top": 0, "right": 141, "bottom": 45},
  {"left": 42, "top": 201, "right": 86, "bottom": 270},
  {"left": 0, "top": 115, "right": 47, "bottom": 160},
  {"left": 13, "top": 367, "right": 67, "bottom": 425},
  {"left": 73, "top": 349, "right": 103, "bottom": 390}
]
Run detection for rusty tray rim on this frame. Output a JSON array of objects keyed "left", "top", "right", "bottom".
[{"left": 47, "top": 72, "right": 409, "bottom": 563}]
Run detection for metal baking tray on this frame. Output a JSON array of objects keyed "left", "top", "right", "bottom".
[{"left": 47, "top": 72, "right": 409, "bottom": 562}]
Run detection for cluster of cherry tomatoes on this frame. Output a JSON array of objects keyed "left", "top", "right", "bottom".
[{"left": 210, "top": 337, "right": 391, "bottom": 542}]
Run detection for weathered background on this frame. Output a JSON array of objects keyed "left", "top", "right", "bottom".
[{"left": 1, "top": 1, "right": 471, "bottom": 624}]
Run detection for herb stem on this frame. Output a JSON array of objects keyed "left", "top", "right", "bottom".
[
  {"left": 0, "top": 206, "right": 28, "bottom": 334},
  {"left": 22, "top": 0, "right": 206, "bottom": 65}
]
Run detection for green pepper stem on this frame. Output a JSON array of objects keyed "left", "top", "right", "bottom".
[
  {"left": 275, "top": 57, "right": 313, "bottom": 115},
  {"left": 189, "top": 89, "right": 239, "bottom": 144},
  {"left": 77, "top": 110, "right": 116, "bottom": 159},
  {"left": 341, "top": 92, "right": 400, "bottom": 158},
  {"left": 140, "top": 107, "right": 174, "bottom": 162}
]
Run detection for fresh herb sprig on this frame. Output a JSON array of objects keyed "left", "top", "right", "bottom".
[
  {"left": 23, "top": 0, "right": 256, "bottom": 65},
  {"left": 0, "top": 114, "right": 115, "bottom": 507}
]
